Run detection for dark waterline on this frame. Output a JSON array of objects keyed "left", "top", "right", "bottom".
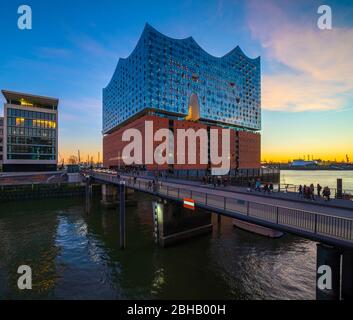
[{"left": 0, "top": 193, "right": 316, "bottom": 300}]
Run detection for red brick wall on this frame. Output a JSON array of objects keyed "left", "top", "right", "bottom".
[
  {"left": 209, "top": 125, "right": 237, "bottom": 170},
  {"left": 237, "top": 131, "right": 261, "bottom": 169},
  {"left": 173, "top": 120, "right": 208, "bottom": 170},
  {"left": 103, "top": 115, "right": 260, "bottom": 170},
  {"left": 103, "top": 115, "right": 169, "bottom": 169}
]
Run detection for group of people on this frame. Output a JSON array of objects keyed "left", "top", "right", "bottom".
[
  {"left": 117, "top": 169, "right": 335, "bottom": 202},
  {"left": 147, "top": 179, "right": 158, "bottom": 192},
  {"left": 298, "top": 183, "right": 331, "bottom": 201},
  {"left": 247, "top": 179, "right": 274, "bottom": 194},
  {"left": 201, "top": 176, "right": 229, "bottom": 188}
]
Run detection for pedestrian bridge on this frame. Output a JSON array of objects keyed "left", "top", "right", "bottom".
[{"left": 90, "top": 171, "right": 353, "bottom": 250}]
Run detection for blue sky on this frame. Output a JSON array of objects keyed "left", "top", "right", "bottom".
[{"left": 1, "top": 0, "right": 353, "bottom": 162}]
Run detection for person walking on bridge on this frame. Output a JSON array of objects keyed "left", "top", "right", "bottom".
[
  {"left": 263, "top": 183, "right": 270, "bottom": 194},
  {"left": 323, "top": 186, "right": 331, "bottom": 201},
  {"left": 247, "top": 181, "right": 252, "bottom": 192},
  {"left": 255, "top": 179, "right": 261, "bottom": 192},
  {"left": 298, "top": 185, "right": 303, "bottom": 197},
  {"left": 317, "top": 184, "right": 322, "bottom": 197},
  {"left": 310, "top": 184, "right": 315, "bottom": 200},
  {"left": 269, "top": 183, "right": 274, "bottom": 193}
]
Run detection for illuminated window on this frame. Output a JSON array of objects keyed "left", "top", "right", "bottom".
[
  {"left": 20, "top": 99, "right": 34, "bottom": 107},
  {"left": 16, "top": 118, "right": 25, "bottom": 126},
  {"left": 32, "top": 119, "right": 56, "bottom": 129}
]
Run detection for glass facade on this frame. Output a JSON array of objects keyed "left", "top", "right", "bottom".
[
  {"left": 0, "top": 117, "right": 3, "bottom": 162},
  {"left": 103, "top": 24, "right": 261, "bottom": 133},
  {"left": 6, "top": 108, "right": 57, "bottom": 161}
]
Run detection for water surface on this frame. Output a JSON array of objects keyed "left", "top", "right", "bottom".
[
  {"left": 281, "top": 170, "right": 353, "bottom": 191},
  {"left": 0, "top": 193, "right": 317, "bottom": 300}
]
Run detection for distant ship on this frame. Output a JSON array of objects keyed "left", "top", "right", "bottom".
[
  {"left": 279, "top": 159, "right": 353, "bottom": 170},
  {"left": 290, "top": 159, "right": 318, "bottom": 168}
]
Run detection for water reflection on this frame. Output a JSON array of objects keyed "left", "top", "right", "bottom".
[{"left": 0, "top": 193, "right": 316, "bottom": 300}]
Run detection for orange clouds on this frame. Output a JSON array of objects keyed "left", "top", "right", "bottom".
[
  {"left": 246, "top": 0, "right": 353, "bottom": 112},
  {"left": 262, "top": 74, "right": 345, "bottom": 112}
]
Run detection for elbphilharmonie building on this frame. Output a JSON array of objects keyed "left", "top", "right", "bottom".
[{"left": 103, "top": 24, "right": 262, "bottom": 178}]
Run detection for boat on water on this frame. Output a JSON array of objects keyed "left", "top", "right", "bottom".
[{"left": 233, "top": 219, "right": 284, "bottom": 238}]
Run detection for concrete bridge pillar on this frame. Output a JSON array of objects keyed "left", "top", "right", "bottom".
[
  {"left": 152, "top": 199, "right": 212, "bottom": 247},
  {"left": 342, "top": 249, "right": 353, "bottom": 300},
  {"left": 316, "top": 245, "right": 353, "bottom": 300},
  {"left": 316, "top": 244, "right": 341, "bottom": 300},
  {"left": 101, "top": 183, "right": 137, "bottom": 208},
  {"left": 101, "top": 184, "right": 118, "bottom": 207}
]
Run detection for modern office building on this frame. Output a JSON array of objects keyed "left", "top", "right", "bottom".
[
  {"left": 1, "top": 90, "right": 59, "bottom": 172},
  {"left": 103, "top": 24, "right": 261, "bottom": 177},
  {"left": 0, "top": 117, "right": 3, "bottom": 169}
]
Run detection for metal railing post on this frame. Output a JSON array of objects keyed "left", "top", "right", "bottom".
[
  {"left": 314, "top": 214, "right": 318, "bottom": 234},
  {"left": 276, "top": 206, "right": 279, "bottom": 224},
  {"left": 247, "top": 201, "right": 250, "bottom": 216}
]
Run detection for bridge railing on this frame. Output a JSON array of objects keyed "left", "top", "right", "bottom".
[
  {"left": 91, "top": 172, "right": 353, "bottom": 244},
  {"left": 279, "top": 183, "right": 353, "bottom": 199}
]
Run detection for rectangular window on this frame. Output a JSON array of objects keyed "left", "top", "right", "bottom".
[{"left": 16, "top": 118, "right": 25, "bottom": 126}]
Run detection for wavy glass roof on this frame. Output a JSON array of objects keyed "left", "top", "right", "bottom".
[{"left": 103, "top": 24, "right": 261, "bottom": 133}]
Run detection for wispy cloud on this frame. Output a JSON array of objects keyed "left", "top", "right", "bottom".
[
  {"left": 34, "top": 47, "right": 72, "bottom": 59},
  {"left": 246, "top": 0, "right": 353, "bottom": 112},
  {"left": 60, "top": 97, "right": 101, "bottom": 122},
  {"left": 69, "top": 34, "right": 117, "bottom": 59},
  {"left": 262, "top": 74, "right": 347, "bottom": 112}
]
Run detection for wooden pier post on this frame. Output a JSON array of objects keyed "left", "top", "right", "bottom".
[
  {"left": 85, "top": 180, "right": 90, "bottom": 214},
  {"left": 119, "top": 181, "right": 126, "bottom": 249}
]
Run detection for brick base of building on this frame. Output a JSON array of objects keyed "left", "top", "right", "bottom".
[{"left": 103, "top": 114, "right": 262, "bottom": 177}]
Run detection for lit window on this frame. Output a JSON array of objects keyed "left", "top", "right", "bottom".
[{"left": 15, "top": 118, "right": 25, "bottom": 126}]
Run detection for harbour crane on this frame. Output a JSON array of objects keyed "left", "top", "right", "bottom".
[{"left": 58, "top": 152, "right": 64, "bottom": 168}]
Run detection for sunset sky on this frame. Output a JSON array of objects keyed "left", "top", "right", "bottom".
[{"left": 1, "top": 0, "right": 352, "bottom": 163}]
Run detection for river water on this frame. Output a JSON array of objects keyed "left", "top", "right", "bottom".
[
  {"left": 280, "top": 170, "right": 353, "bottom": 191},
  {"left": 0, "top": 192, "right": 317, "bottom": 300}
]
